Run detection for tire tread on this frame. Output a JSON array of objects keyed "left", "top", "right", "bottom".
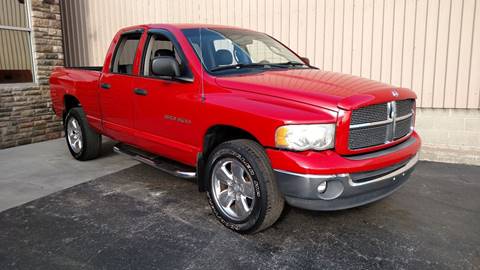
[
  {"left": 65, "top": 107, "right": 101, "bottom": 161},
  {"left": 213, "top": 139, "right": 284, "bottom": 233}
]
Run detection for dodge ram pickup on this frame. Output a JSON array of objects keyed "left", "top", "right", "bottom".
[{"left": 50, "top": 24, "right": 421, "bottom": 233}]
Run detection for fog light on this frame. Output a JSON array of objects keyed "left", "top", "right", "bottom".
[{"left": 317, "top": 181, "right": 327, "bottom": 193}]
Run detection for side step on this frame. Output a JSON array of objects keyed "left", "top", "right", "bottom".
[{"left": 113, "top": 143, "right": 196, "bottom": 179}]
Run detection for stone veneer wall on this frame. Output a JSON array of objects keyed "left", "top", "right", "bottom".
[{"left": 0, "top": 0, "right": 64, "bottom": 149}]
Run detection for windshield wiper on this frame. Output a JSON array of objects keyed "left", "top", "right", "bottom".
[
  {"left": 210, "top": 61, "right": 308, "bottom": 72},
  {"left": 210, "top": 63, "right": 268, "bottom": 72},
  {"left": 268, "top": 61, "right": 307, "bottom": 68}
]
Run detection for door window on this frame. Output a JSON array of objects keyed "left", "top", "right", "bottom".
[
  {"left": 141, "top": 32, "right": 192, "bottom": 78},
  {"left": 111, "top": 33, "right": 141, "bottom": 74}
]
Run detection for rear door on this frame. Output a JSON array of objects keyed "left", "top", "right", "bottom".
[{"left": 99, "top": 30, "right": 143, "bottom": 144}]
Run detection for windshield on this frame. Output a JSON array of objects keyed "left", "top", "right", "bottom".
[{"left": 182, "top": 28, "right": 308, "bottom": 74}]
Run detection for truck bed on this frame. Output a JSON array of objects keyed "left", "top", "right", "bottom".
[
  {"left": 49, "top": 66, "right": 103, "bottom": 121},
  {"left": 67, "top": 66, "right": 103, "bottom": 72}
]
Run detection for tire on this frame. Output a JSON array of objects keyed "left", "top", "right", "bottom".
[
  {"left": 64, "top": 107, "right": 101, "bottom": 161},
  {"left": 206, "top": 139, "right": 284, "bottom": 234}
]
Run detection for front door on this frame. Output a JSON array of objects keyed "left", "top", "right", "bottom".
[{"left": 132, "top": 30, "right": 200, "bottom": 166}]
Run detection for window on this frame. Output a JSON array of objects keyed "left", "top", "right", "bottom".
[
  {"left": 212, "top": 39, "right": 238, "bottom": 66},
  {"left": 141, "top": 32, "right": 191, "bottom": 78},
  {"left": 246, "top": 40, "right": 289, "bottom": 64},
  {"left": 182, "top": 28, "right": 305, "bottom": 74},
  {"left": 110, "top": 33, "right": 141, "bottom": 75},
  {"left": 0, "top": 0, "right": 35, "bottom": 84}
]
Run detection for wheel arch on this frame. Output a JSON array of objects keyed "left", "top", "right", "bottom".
[
  {"left": 196, "top": 124, "right": 262, "bottom": 192},
  {"left": 63, "top": 94, "right": 81, "bottom": 122}
]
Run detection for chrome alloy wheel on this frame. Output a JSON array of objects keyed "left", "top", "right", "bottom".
[
  {"left": 211, "top": 158, "right": 256, "bottom": 221},
  {"left": 67, "top": 117, "right": 83, "bottom": 154}
]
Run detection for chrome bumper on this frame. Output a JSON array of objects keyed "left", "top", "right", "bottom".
[{"left": 274, "top": 154, "right": 419, "bottom": 211}]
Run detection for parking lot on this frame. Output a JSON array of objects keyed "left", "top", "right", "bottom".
[{"left": 0, "top": 140, "right": 479, "bottom": 269}]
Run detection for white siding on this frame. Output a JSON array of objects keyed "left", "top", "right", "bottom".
[{"left": 61, "top": 0, "right": 480, "bottom": 109}]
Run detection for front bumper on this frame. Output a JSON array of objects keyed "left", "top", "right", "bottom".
[
  {"left": 267, "top": 132, "right": 421, "bottom": 175},
  {"left": 274, "top": 154, "right": 418, "bottom": 210},
  {"left": 269, "top": 133, "right": 421, "bottom": 211}
]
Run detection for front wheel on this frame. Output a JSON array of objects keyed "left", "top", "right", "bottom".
[{"left": 206, "top": 139, "right": 284, "bottom": 234}]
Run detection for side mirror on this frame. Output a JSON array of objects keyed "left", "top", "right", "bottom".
[
  {"left": 300, "top": 57, "right": 310, "bottom": 66},
  {"left": 151, "top": 56, "right": 180, "bottom": 77}
]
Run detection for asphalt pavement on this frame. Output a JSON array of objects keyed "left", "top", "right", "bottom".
[{"left": 0, "top": 152, "right": 479, "bottom": 269}]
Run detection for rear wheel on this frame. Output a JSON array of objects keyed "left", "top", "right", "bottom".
[
  {"left": 65, "top": 107, "right": 101, "bottom": 161},
  {"left": 206, "top": 139, "right": 284, "bottom": 234}
]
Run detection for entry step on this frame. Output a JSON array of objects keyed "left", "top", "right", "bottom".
[{"left": 113, "top": 143, "right": 196, "bottom": 179}]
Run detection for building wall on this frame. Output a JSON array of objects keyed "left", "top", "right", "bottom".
[
  {"left": 0, "top": 0, "right": 64, "bottom": 148},
  {"left": 416, "top": 108, "right": 480, "bottom": 164},
  {"left": 62, "top": 0, "right": 480, "bottom": 110},
  {"left": 59, "top": 0, "right": 480, "bottom": 165}
]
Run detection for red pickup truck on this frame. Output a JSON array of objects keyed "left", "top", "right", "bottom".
[{"left": 50, "top": 24, "right": 421, "bottom": 233}]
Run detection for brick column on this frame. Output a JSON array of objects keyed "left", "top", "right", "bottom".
[{"left": 0, "top": 0, "right": 64, "bottom": 149}]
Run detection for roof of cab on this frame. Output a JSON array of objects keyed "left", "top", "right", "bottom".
[
  {"left": 157, "top": 23, "right": 243, "bottom": 29},
  {"left": 119, "top": 23, "right": 246, "bottom": 32}
]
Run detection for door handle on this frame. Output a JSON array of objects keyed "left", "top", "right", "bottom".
[
  {"left": 100, "top": 83, "right": 111, "bottom": 90},
  {"left": 134, "top": 88, "right": 148, "bottom": 96}
]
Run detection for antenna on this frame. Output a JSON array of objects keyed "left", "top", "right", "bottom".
[{"left": 199, "top": 27, "right": 205, "bottom": 102}]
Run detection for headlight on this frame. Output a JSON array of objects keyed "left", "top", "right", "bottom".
[{"left": 275, "top": 124, "right": 336, "bottom": 151}]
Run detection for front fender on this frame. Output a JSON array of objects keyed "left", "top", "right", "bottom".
[{"left": 200, "top": 90, "right": 338, "bottom": 148}]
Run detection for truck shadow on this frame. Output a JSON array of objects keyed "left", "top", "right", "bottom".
[{"left": 97, "top": 137, "right": 121, "bottom": 158}]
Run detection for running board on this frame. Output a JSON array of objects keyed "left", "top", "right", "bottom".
[{"left": 113, "top": 143, "right": 196, "bottom": 179}]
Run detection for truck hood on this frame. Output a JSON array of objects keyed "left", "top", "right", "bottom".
[{"left": 215, "top": 69, "right": 416, "bottom": 111}]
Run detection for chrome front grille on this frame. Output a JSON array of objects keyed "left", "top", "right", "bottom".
[
  {"left": 350, "top": 103, "right": 388, "bottom": 125},
  {"left": 394, "top": 117, "right": 413, "bottom": 139},
  {"left": 396, "top": 99, "right": 414, "bottom": 117},
  {"left": 349, "top": 99, "right": 414, "bottom": 150},
  {"left": 349, "top": 125, "right": 388, "bottom": 149}
]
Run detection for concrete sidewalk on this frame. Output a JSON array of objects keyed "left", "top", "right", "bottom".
[{"left": 0, "top": 137, "right": 138, "bottom": 211}]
